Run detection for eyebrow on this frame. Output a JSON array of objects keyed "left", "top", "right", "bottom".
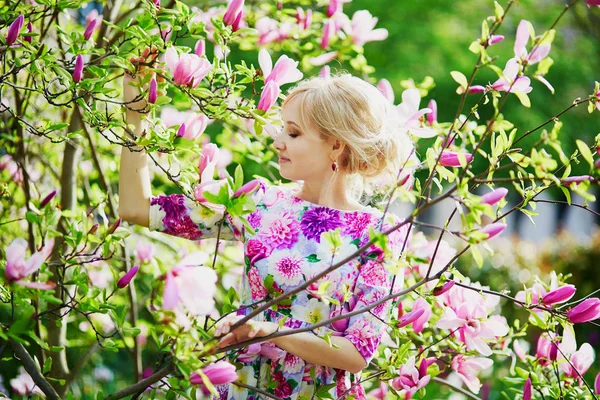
[{"left": 286, "top": 121, "right": 301, "bottom": 128}]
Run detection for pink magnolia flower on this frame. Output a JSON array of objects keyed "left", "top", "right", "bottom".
[
  {"left": 514, "top": 20, "right": 550, "bottom": 65},
  {"left": 257, "top": 81, "right": 280, "bottom": 111},
  {"left": 369, "top": 382, "right": 388, "bottom": 400},
  {"left": 309, "top": 51, "right": 338, "bottom": 67},
  {"left": 561, "top": 175, "right": 594, "bottom": 185},
  {"left": 5, "top": 238, "right": 56, "bottom": 290},
  {"left": 541, "top": 284, "right": 576, "bottom": 305},
  {"left": 343, "top": 10, "right": 388, "bottom": 46},
  {"left": 480, "top": 187, "right": 508, "bottom": 206},
  {"left": 396, "top": 89, "right": 437, "bottom": 138},
  {"left": 437, "top": 302, "right": 509, "bottom": 356},
  {"left": 330, "top": 303, "right": 351, "bottom": 332},
  {"left": 489, "top": 34, "right": 504, "bottom": 45},
  {"left": 234, "top": 180, "right": 260, "bottom": 198},
  {"left": 327, "top": 0, "right": 342, "bottom": 17},
  {"left": 513, "top": 339, "right": 528, "bottom": 361},
  {"left": 559, "top": 341, "right": 595, "bottom": 385},
  {"left": 390, "top": 357, "right": 431, "bottom": 399},
  {"left": 6, "top": 15, "right": 24, "bottom": 46},
  {"left": 377, "top": 79, "right": 394, "bottom": 103},
  {"left": 177, "top": 114, "right": 209, "bottom": 140},
  {"left": 295, "top": 7, "right": 313, "bottom": 30},
  {"left": 164, "top": 47, "right": 212, "bottom": 88},
  {"left": 595, "top": 372, "right": 600, "bottom": 394},
  {"left": 255, "top": 16, "right": 292, "bottom": 45},
  {"left": 433, "top": 280, "right": 455, "bottom": 296},
  {"left": 223, "top": 0, "right": 244, "bottom": 27},
  {"left": 411, "top": 235, "right": 456, "bottom": 289},
  {"left": 148, "top": 77, "right": 158, "bottom": 104},
  {"left": 516, "top": 282, "right": 548, "bottom": 306},
  {"left": 468, "top": 85, "right": 486, "bottom": 94},
  {"left": 163, "top": 252, "right": 217, "bottom": 316},
  {"left": 258, "top": 50, "right": 303, "bottom": 87},
  {"left": 24, "top": 22, "right": 33, "bottom": 43},
  {"left": 135, "top": 242, "right": 155, "bottom": 263},
  {"left": 451, "top": 355, "right": 493, "bottom": 394},
  {"left": 535, "top": 333, "right": 557, "bottom": 366},
  {"left": 319, "top": 65, "right": 330, "bottom": 78},
  {"left": 303, "top": 9, "right": 312, "bottom": 30},
  {"left": 198, "top": 143, "right": 219, "bottom": 180},
  {"left": 439, "top": 151, "right": 473, "bottom": 167},
  {"left": 117, "top": 265, "right": 139, "bottom": 288},
  {"left": 321, "top": 20, "right": 335, "bottom": 49},
  {"left": 491, "top": 64, "right": 525, "bottom": 91},
  {"left": 10, "top": 367, "right": 44, "bottom": 396},
  {"left": 72, "top": 54, "right": 84, "bottom": 83},
  {"left": 83, "top": 12, "right": 99, "bottom": 40},
  {"left": 567, "top": 298, "right": 600, "bottom": 324},
  {"left": 194, "top": 39, "right": 205, "bottom": 57},
  {"left": 523, "top": 378, "right": 532, "bottom": 400},
  {"left": 238, "top": 341, "right": 284, "bottom": 363},
  {"left": 190, "top": 361, "right": 238, "bottom": 395},
  {"left": 40, "top": 190, "right": 57, "bottom": 208},
  {"left": 479, "top": 222, "right": 507, "bottom": 240},
  {"left": 85, "top": 10, "right": 103, "bottom": 32},
  {"left": 492, "top": 58, "right": 532, "bottom": 93},
  {"left": 411, "top": 298, "right": 432, "bottom": 334},
  {"left": 397, "top": 308, "right": 425, "bottom": 328},
  {"left": 427, "top": 99, "right": 437, "bottom": 125}
]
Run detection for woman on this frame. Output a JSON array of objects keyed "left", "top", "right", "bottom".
[{"left": 119, "top": 73, "right": 410, "bottom": 399}]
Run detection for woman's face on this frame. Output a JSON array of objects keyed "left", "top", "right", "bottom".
[{"left": 273, "top": 95, "right": 336, "bottom": 182}]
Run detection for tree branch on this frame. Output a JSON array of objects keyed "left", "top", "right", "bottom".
[{"left": 9, "top": 338, "right": 60, "bottom": 400}]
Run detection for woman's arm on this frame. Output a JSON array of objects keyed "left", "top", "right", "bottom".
[
  {"left": 118, "top": 74, "right": 151, "bottom": 227},
  {"left": 215, "top": 316, "right": 367, "bottom": 374},
  {"left": 268, "top": 327, "right": 368, "bottom": 374}
]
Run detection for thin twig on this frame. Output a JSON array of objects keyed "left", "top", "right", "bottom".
[{"left": 433, "top": 377, "right": 482, "bottom": 400}]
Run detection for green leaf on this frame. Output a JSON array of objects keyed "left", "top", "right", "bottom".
[
  {"left": 234, "top": 165, "right": 244, "bottom": 190},
  {"left": 155, "top": 95, "right": 172, "bottom": 106},
  {"left": 576, "top": 139, "right": 594, "bottom": 169},
  {"left": 450, "top": 71, "right": 468, "bottom": 89},
  {"left": 43, "top": 357, "right": 53, "bottom": 374},
  {"left": 306, "top": 254, "right": 321, "bottom": 263},
  {"left": 559, "top": 186, "right": 571, "bottom": 205},
  {"left": 494, "top": 1, "right": 504, "bottom": 19},
  {"left": 471, "top": 245, "right": 483, "bottom": 268},
  {"left": 25, "top": 211, "right": 39, "bottom": 224},
  {"left": 514, "top": 91, "right": 531, "bottom": 108}
]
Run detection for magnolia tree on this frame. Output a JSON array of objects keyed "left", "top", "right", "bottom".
[{"left": 1, "top": 0, "right": 600, "bottom": 399}]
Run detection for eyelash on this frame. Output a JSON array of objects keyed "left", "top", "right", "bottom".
[{"left": 288, "top": 131, "right": 299, "bottom": 138}]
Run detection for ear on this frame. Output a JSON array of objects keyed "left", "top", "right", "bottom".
[{"left": 330, "top": 139, "right": 345, "bottom": 161}]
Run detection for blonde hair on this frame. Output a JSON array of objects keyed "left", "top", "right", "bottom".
[{"left": 282, "top": 73, "right": 414, "bottom": 201}]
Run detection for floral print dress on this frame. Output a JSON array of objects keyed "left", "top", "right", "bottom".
[{"left": 149, "top": 179, "right": 407, "bottom": 400}]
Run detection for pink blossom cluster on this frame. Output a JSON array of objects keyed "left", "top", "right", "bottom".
[{"left": 437, "top": 282, "right": 509, "bottom": 356}]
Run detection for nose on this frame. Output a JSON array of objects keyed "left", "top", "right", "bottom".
[{"left": 272, "top": 132, "right": 285, "bottom": 151}]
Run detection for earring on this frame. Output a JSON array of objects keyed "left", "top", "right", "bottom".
[{"left": 331, "top": 161, "right": 338, "bottom": 172}]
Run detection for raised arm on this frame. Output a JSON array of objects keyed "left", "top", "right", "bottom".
[{"left": 118, "top": 73, "right": 151, "bottom": 227}]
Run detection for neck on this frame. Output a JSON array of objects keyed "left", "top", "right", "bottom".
[{"left": 298, "top": 172, "right": 363, "bottom": 211}]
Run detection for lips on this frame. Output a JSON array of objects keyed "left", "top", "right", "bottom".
[{"left": 279, "top": 156, "right": 290, "bottom": 163}]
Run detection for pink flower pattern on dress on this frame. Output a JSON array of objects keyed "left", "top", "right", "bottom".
[
  {"left": 148, "top": 181, "right": 406, "bottom": 400},
  {"left": 259, "top": 211, "right": 300, "bottom": 249},
  {"left": 248, "top": 266, "right": 267, "bottom": 300},
  {"left": 343, "top": 212, "right": 376, "bottom": 239}
]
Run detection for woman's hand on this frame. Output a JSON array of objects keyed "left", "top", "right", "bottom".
[{"left": 214, "top": 315, "right": 278, "bottom": 348}]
